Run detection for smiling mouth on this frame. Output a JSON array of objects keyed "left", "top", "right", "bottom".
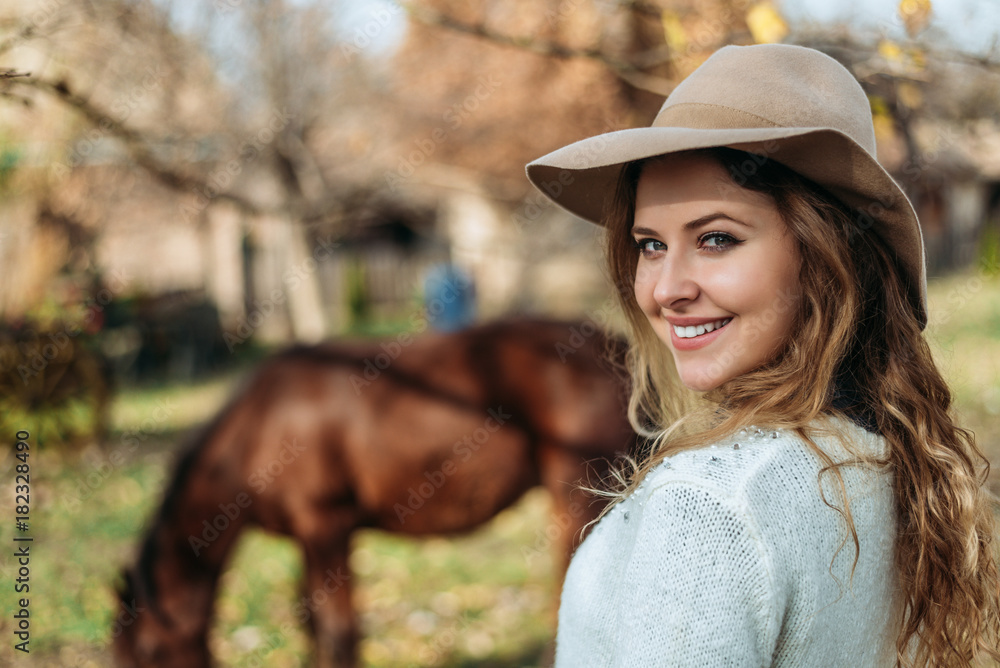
[{"left": 672, "top": 318, "right": 732, "bottom": 339}]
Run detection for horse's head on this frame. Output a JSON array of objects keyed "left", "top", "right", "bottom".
[{"left": 111, "top": 569, "right": 211, "bottom": 668}]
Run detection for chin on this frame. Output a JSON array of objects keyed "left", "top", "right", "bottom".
[
  {"left": 665, "top": 345, "right": 724, "bottom": 391},
  {"left": 677, "top": 365, "right": 725, "bottom": 392}
]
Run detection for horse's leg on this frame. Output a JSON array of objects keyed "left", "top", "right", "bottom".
[
  {"left": 534, "top": 444, "right": 604, "bottom": 667},
  {"left": 538, "top": 444, "right": 604, "bottom": 584},
  {"left": 301, "top": 533, "right": 358, "bottom": 668}
]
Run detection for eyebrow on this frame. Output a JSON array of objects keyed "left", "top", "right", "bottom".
[{"left": 631, "top": 212, "right": 752, "bottom": 237}]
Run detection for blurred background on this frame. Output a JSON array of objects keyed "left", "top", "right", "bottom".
[{"left": 0, "top": 0, "right": 998, "bottom": 665}]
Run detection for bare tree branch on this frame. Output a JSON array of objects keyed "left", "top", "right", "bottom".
[
  {"left": 796, "top": 33, "right": 1000, "bottom": 76},
  {"left": 395, "top": 0, "right": 677, "bottom": 96},
  {"left": 398, "top": 0, "right": 1000, "bottom": 101},
  {"left": 8, "top": 74, "right": 266, "bottom": 217}
]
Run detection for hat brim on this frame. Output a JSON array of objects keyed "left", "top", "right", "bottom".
[{"left": 526, "top": 125, "right": 927, "bottom": 328}]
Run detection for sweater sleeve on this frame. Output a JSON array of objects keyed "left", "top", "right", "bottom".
[{"left": 608, "top": 480, "right": 782, "bottom": 668}]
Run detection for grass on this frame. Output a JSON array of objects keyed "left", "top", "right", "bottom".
[
  {"left": 0, "top": 362, "right": 559, "bottom": 668},
  {"left": 2, "top": 269, "right": 999, "bottom": 667},
  {"left": 925, "top": 269, "right": 1000, "bottom": 494}
]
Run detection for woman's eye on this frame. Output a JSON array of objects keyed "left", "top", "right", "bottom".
[
  {"left": 633, "top": 238, "right": 666, "bottom": 255},
  {"left": 699, "top": 232, "right": 741, "bottom": 250}
]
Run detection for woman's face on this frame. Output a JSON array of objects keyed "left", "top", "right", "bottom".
[{"left": 632, "top": 153, "right": 802, "bottom": 392}]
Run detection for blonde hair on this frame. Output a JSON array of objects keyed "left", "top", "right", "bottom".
[{"left": 603, "top": 148, "right": 1000, "bottom": 667}]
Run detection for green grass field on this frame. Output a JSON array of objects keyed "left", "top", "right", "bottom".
[{"left": 2, "top": 269, "right": 998, "bottom": 667}]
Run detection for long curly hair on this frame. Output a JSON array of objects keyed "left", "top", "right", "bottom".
[{"left": 603, "top": 147, "right": 1000, "bottom": 667}]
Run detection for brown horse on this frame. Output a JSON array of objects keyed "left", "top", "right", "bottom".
[{"left": 112, "top": 317, "right": 640, "bottom": 667}]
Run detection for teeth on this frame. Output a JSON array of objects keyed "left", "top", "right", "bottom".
[{"left": 673, "top": 318, "right": 731, "bottom": 339}]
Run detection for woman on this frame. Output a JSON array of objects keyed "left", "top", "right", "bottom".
[{"left": 527, "top": 44, "right": 999, "bottom": 667}]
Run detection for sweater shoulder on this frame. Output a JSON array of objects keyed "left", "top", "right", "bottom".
[
  {"left": 640, "top": 416, "right": 890, "bottom": 514},
  {"left": 555, "top": 417, "right": 899, "bottom": 668}
]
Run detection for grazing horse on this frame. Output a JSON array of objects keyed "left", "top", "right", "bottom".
[{"left": 113, "top": 318, "right": 640, "bottom": 667}]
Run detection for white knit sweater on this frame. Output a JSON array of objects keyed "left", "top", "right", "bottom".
[{"left": 556, "top": 417, "right": 903, "bottom": 667}]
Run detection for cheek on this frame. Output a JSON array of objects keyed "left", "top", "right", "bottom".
[
  {"left": 633, "top": 266, "right": 657, "bottom": 312},
  {"left": 764, "top": 249, "right": 803, "bottom": 323},
  {"left": 710, "top": 241, "right": 801, "bottom": 315},
  {"left": 697, "top": 257, "right": 763, "bottom": 311},
  {"left": 741, "top": 257, "right": 802, "bottom": 348}
]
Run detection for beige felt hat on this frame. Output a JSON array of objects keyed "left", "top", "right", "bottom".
[{"left": 526, "top": 43, "right": 927, "bottom": 329}]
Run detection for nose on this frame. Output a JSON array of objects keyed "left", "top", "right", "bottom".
[{"left": 641, "top": 254, "right": 699, "bottom": 310}]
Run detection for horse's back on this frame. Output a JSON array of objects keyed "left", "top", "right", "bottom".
[{"left": 204, "top": 318, "right": 634, "bottom": 535}]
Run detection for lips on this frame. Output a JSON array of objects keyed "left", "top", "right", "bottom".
[{"left": 667, "top": 317, "right": 732, "bottom": 351}]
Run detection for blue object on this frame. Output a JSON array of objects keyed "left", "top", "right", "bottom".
[{"left": 423, "top": 263, "right": 475, "bottom": 332}]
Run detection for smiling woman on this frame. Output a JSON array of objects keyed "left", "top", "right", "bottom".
[
  {"left": 630, "top": 152, "right": 801, "bottom": 391},
  {"left": 526, "top": 44, "right": 1000, "bottom": 667}
]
